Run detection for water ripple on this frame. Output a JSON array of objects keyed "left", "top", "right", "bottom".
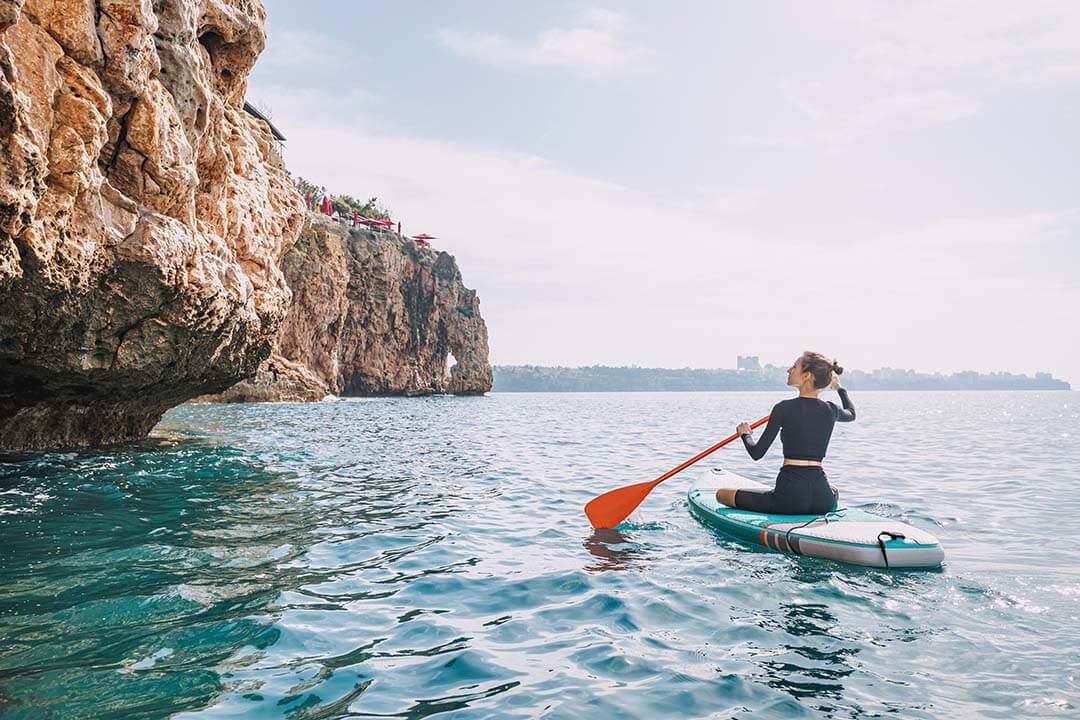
[{"left": 1, "top": 391, "right": 1078, "bottom": 718}]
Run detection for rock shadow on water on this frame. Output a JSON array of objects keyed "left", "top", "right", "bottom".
[{"left": 0, "top": 437, "right": 322, "bottom": 719}]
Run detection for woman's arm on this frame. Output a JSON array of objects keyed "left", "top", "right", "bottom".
[
  {"left": 830, "top": 377, "right": 856, "bottom": 422},
  {"left": 740, "top": 408, "right": 782, "bottom": 460}
]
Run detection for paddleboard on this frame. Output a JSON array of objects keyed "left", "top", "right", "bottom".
[{"left": 688, "top": 467, "right": 945, "bottom": 569}]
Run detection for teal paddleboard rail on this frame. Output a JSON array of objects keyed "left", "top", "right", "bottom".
[{"left": 689, "top": 468, "right": 945, "bottom": 569}]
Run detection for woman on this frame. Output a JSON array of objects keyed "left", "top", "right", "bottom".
[{"left": 715, "top": 351, "right": 855, "bottom": 515}]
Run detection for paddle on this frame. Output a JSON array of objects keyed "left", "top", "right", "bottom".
[{"left": 584, "top": 414, "right": 771, "bottom": 529}]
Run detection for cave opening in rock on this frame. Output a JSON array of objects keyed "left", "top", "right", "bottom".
[{"left": 198, "top": 30, "right": 223, "bottom": 66}]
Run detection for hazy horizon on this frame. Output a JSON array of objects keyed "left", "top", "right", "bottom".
[
  {"left": 491, "top": 360, "right": 1068, "bottom": 376},
  {"left": 249, "top": 1, "right": 1080, "bottom": 386}
]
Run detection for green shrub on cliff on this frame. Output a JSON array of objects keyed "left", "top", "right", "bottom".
[
  {"left": 330, "top": 194, "right": 364, "bottom": 216},
  {"left": 333, "top": 195, "right": 392, "bottom": 221},
  {"left": 294, "top": 176, "right": 393, "bottom": 221}
]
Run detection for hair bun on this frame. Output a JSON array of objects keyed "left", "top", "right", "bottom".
[{"left": 831, "top": 362, "right": 843, "bottom": 375}]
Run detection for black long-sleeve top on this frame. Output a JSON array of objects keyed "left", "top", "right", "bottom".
[{"left": 742, "top": 388, "right": 856, "bottom": 462}]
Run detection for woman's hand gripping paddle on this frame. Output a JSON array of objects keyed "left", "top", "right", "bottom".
[{"left": 584, "top": 415, "right": 770, "bottom": 529}]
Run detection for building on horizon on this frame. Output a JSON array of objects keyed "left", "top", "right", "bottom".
[{"left": 737, "top": 355, "right": 761, "bottom": 371}]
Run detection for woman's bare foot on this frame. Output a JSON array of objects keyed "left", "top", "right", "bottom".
[{"left": 715, "top": 488, "right": 738, "bottom": 507}]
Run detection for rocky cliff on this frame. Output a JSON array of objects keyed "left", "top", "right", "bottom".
[
  {"left": 202, "top": 215, "right": 492, "bottom": 401},
  {"left": 0, "top": 0, "right": 304, "bottom": 450}
]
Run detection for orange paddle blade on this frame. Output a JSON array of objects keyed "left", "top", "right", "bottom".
[
  {"left": 584, "top": 414, "right": 770, "bottom": 529},
  {"left": 584, "top": 479, "right": 663, "bottom": 531}
]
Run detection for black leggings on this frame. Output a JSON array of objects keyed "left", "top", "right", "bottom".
[{"left": 734, "top": 465, "right": 839, "bottom": 515}]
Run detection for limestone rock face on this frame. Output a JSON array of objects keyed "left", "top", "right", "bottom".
[
  {"left": 202, "top": 216, "right": 492, "bottom": 402},
  {"left": 0, "top": 0, "right": 304, "bottom": 450}
]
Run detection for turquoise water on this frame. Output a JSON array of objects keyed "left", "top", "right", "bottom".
[{"left": 2, "top": 391, "right": 1078, "bottom": 718}]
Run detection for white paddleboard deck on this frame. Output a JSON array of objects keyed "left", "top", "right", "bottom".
[{"left": 688, "top": 468, "right": 945, "bottom": 569}]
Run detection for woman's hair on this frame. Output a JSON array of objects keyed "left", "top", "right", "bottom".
[{"left": 800, "top": 351, "right": 843, "bottom": 389}]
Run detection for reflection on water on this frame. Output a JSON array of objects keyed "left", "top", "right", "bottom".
[
  {"left": 1, "top": 392, "right": 1078, "bottom": 718},
  {"left": 582, "top": 528, "right": 645, "bottom": 572},
  {"left": 754, "top": 603, "right": 856, "bottom": 702}
]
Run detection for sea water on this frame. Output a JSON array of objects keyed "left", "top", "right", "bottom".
[{"left": 1, "top": 391, "right": 1078, "bottom": 718}]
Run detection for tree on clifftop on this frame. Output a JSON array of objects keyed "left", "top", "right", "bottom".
[
  {"left": 332, "top": 195, "right": 392, "bottom": 221},
  {"left": 295, "top": 176, "right": 325, "bottom": 206},
  {"left": 294, "top": 176, "right": 393, "bottom": 221}
]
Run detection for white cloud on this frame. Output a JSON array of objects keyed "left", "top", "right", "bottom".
[
  {"left": 251, "top": 30, "right": 380, "bottom": 115},
  {"left": 830, "top": 91, "right": 981, "bottom": 144},
  {"left": 878, "top": 211, "right": 1073, "bottom": 248},
  {"left": 692, "top": 186, "right": 769, "bottom": 214},
  {"left": 760, "top": 210, "right": 1079, "bottom": 380},
  {"left": 436, "top": 8, "right": 640, "bottom": 76},
  {"left": 834, "top": 0, "right": 1080, "bottom": 83},
  {"left": 255, "top": 81, "right": 1078, "bottom": 380},
  {"left": 734, "top": 133, "right": 804, "bottom": 149},
  {"left": 737, "top": 90, "right": 980, "bottom": 149},
  {"left": 852, "top": 91, "right": 980, "bottom": 125},
  {"left": 258, "top": 29, "right": 357, "bottom": 71}
]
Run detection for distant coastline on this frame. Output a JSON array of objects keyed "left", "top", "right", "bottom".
[{"left": 492, "top": 365, "right": 1072, "bottom": 392}]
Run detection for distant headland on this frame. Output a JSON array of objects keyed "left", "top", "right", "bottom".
[{"left": 492, "top": 362, "right": 1071, "bottom": 392}]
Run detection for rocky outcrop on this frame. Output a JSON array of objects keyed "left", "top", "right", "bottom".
[
  {"left": 0, "top": 0, "right": 304, "bottom": 450},
  {"left": 201, "top": 215, "right": 492, "bottom": 401}
]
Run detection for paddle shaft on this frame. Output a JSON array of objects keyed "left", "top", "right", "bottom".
[
  {"left": 583, "top": 414, "right": 772, "bottom": 528},
  {"left": 645, "top": 414, "right": 770, "bottom": 489}
]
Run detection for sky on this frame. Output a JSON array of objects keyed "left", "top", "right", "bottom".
[{"left": 247, "top": 1, "right": 1080, "bottom": 383}]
